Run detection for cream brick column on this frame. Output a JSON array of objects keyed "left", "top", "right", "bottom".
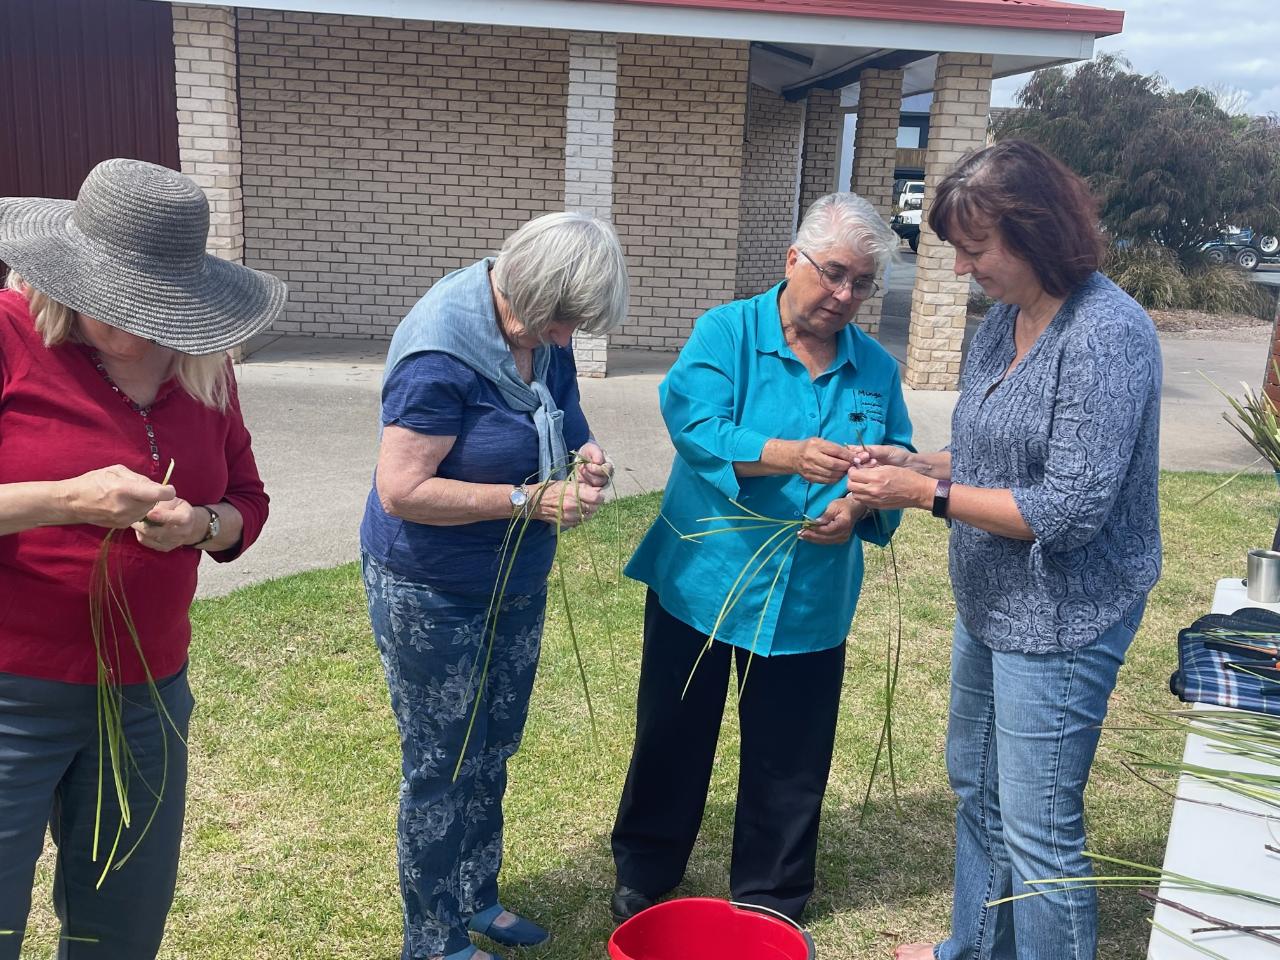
[
  {"left": 850, "top": 68, "right": 903, "bottom": 335},
  {"left": 905, "top": 54, "right": 992, "bottom": 390},
  {"left": 172, "top": 5, "right": 243, "bottom": 265},
  {"left": 611, "top": 37, "right": 748, "bottom": 350},
  {"left": 735, "top": 84, "right": 805, "bottom": 299},
  {"left": 566, "top": 32, "right": 617, "bottom": 377},
  {"left": 798, "top": 88, "right": 842, "bottom": 219}
]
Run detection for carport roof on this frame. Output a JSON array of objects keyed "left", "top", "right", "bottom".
[
  {"left": 171, "top": 0, "right": 1123, "bottom": 97},
  {"left": 601, "top": 0, "right": 1123, "bottom": 37}
]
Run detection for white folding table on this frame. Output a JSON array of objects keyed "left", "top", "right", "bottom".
[{"left": 1147, "top": 578, "right": 1280, "bottom": 958}]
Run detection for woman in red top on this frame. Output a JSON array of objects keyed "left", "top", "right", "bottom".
[{"left": 0, "top": 159, "right": 282, "bottom": 958}]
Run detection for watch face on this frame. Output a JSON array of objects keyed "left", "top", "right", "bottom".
[{"left": 510, "top": 487, "right": 528, "bottom": 508}]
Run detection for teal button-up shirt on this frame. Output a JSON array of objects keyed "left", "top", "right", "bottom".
[{"left": 625, "top": 282, "right": 915, "bottom": 656}]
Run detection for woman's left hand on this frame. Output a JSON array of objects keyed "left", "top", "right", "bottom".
[
  {"left": 846, "top": 463, "right": 934, "bottom": 511},
  {"left": 576, "top": 442, "right": 613, "bottom": 489},
  {"left": 798, "top": 496, "right": 862, "bottom": 545},
  {"left": 131, "top": 497, "right": 205, "bottom": 552}
]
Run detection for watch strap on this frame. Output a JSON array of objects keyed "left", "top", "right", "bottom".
[
  {"left": 192, "top": 505, "right": 220, "bottom": 548},
  {"left": 931, "top": 479, "right": 953, "bottom": 520}
]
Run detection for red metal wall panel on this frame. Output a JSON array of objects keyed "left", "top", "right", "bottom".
[{"left": 0, "top": 0, "right": 180, "bottom": 202}]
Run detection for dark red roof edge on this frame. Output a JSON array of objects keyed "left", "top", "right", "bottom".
[{"left": 597, "top": 0, "right": 1124, "bottom": 38}]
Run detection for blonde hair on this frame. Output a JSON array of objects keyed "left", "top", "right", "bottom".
[{"left": 5, "top": 271, "right": 232, "bottom": 410}]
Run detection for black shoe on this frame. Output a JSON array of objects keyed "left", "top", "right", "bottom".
[{"left": 610, "top": 884, "right": 657, "bottom": 925}]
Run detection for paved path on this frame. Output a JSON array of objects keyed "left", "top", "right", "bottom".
[{"left": 200, "top": 320, "right": 1272, "bottom": 598}]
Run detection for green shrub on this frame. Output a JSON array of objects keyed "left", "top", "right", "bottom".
[
  {"left": 1104, "top": 242, "right": 1189, "bottom": 310},
  {"left": 967, "top": 289, "right": 995, "bottom": 315},
  {"left": 1104, "top": 241, "right": 1272, "bottom": 317},
  {"left": 1184, "top": 262, "right": 1275, "bottom": 318}
]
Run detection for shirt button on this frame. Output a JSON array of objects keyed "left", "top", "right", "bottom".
[
  {"left": 793, "top": 510, "right": 801, "bottom": 518},
  {"left": 808, "top": 412, "right": 816, "bottom": 419}
]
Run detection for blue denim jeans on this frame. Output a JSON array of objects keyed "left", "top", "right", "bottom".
[
  {"left": 362, "top": 552, "right": 545, "bottom": 959},
  {"left": 936, "top": 600, "right": 1145, "bottom": 960},
  {"left": 0, "top": 665, "right": 194, "bottom": 960}
]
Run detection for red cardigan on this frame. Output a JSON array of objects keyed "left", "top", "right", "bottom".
[{"left": 0, "top": 289, "right": 269, "bottom": 684}]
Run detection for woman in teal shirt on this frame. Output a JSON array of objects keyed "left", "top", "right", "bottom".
[{"left": 610, "top": 193, "right": 913, "bottom": 924}]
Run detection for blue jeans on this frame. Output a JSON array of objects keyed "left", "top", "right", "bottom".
[
  {"left": 0, "top": 665, "right": 194, "bottom": 960},
  {"left": 362, "top": 552, "right": 545, "bottom": 959},
  {"left": 936, "top": 600, "right": 1145, "bottom": 960}
]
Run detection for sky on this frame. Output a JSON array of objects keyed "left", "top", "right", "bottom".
[{"left": 990, "top": 0, "right": 1280, "bottom": 116}]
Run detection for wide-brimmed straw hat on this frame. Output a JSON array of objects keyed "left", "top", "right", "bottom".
[{"left": 0, "top": 158, "right": 286, "bottom": 355}]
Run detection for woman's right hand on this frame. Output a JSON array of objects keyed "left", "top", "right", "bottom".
[
  {"left": 57, "top": 465, "right": 176, "bottom": 528},
  {"left": 791, "top": 438, "right": 856, "bottom": 484},
  {"left": 533, "top": 479, "right": 605, "bottom": 529}
]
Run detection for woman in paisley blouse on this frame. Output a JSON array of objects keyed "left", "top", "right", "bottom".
[
  {"left": 847, "top": 139, "right": 1162, "bottom": 960},
  {"left": 360, "top": 211, "right": 627, "bottom": 960}
]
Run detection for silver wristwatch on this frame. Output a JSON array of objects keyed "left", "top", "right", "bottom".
[
  {"left": 193, "top": 505, "right": 220, "bottom": 547},
  {"left": 509, "top": 484, "right": 529, "bottom": 515}
]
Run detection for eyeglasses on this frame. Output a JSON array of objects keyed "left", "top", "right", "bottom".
[{"left": 798, "top": 250, "right": 880, "bottom": 300}]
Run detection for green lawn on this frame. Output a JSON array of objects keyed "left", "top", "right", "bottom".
[{"left": 19, "top": 472, "right": 1279, "bottom": 959}]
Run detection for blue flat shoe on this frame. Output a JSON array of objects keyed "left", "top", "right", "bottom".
[{"left": 468, "top": 903, "right": 550, "bottom": 947}]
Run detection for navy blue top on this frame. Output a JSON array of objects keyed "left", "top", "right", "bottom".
[
  {"left": 359, "top": 349, "right": 590, "bottom": 595},
  {"left": 949, "top": 272, "right": 1162, "bottom": 652}
]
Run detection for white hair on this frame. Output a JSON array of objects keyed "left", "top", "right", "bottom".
[
  {"left": 795, "top": 192, "right": 898, "bottom": 277},
  {"left": 491, "top": 211, "right": 630, "bottom": 338}
]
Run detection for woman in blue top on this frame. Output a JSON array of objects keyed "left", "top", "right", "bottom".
[
  {"left": 847, "top": 141, "right": 1162, "bottom": 960},
  {"left": 610, "top": 193, "right": 912, "bottom": 924},
  {"left": 360, "top": 211, "right": 628, "bottom": 960}
]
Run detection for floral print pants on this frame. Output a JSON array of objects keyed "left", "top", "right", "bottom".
[{"left": 362, "top": 553, "right": 545, "bottom": 959}]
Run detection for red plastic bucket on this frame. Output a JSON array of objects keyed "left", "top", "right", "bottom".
[{"left": 608, "top": 898, "right": 816, "bottom": 960}]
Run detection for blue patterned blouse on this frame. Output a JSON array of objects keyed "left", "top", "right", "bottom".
[{"left": 949, "top": 272, "right": 1162, "bottom": 652}]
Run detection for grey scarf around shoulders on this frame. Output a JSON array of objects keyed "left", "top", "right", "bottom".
[{"left": 382, "top": 258, "right": 569, "bottom": 481}]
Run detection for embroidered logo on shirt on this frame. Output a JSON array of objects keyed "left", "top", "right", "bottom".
[{"left": 851, "top": 389, "right": 887, "bottom": 424}]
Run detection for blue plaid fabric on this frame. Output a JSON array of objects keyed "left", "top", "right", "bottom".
[{"left": 1170, "top": 606, "right": 1280, "bottom": 715}]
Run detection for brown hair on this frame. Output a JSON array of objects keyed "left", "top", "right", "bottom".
[{"left": 927, "top": 139, "right": 1102, "bottom": 298}]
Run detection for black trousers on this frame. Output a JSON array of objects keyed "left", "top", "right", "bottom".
[{"left": 610, "top": 590, "right": 845, "bottom": 921}]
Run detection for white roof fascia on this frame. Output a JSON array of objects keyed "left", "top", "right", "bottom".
[{"left": 172, "top": 0, "right": 1099, "bottom": 61}]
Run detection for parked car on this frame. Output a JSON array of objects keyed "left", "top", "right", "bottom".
[{"left": 891, "top": 207, "right": 921, "bottom": 253}]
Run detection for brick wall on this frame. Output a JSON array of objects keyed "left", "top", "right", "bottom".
[
  {"left": 735, "top": 83, "right": 803, "bottom": 299},
  {"left": 172, "top": 4, "right": 242, "bottom": 263},
  {"left": 849, "top": 67, "right": 903, "bottom": 334},
  {"left": 610, "top": 35, "right": 749, "bottom": 349},
  {"left": 237, "top": 11, "right": 567, "bottom": 338},
  {"left": 906, "top": 53, "right": 992, "bottom": 389},
  {"left": 798, "top": 88, "right": 842, "bottom": 220}
]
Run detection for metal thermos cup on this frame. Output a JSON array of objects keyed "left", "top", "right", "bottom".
[{"left": 1246, "top": 549, "right": 1280, "bottom": 603}]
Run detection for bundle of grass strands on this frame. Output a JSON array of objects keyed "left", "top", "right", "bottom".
[
  {"left": 88, "top": 459, "right": 187, "bottom": 888},
  {"left": 992, "top": 853, "right": 1280, "bottom": 957},
  {"left": 454, "top": 451, "right": 623, "bottom": 781},
  {"left": 662, "top": 483, "right": 906, "bottom": 822}
]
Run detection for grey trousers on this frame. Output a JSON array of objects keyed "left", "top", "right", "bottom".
[{"left": 0, "top": 665, "right": 194, "bottom": 959}]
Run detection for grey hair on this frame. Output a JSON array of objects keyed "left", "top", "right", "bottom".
[
  {"left": 491, "top": 211, "right": 629, "bottom": 338},
  {"left": 795, "top": 192, "right": 898, "bottom": 277}
]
